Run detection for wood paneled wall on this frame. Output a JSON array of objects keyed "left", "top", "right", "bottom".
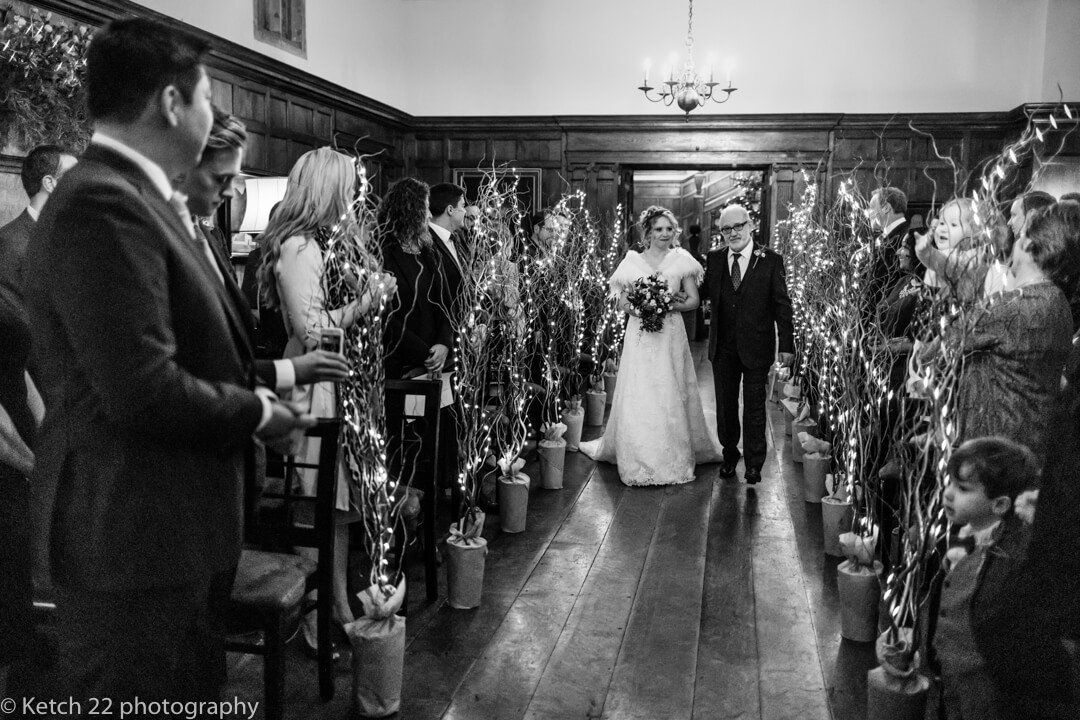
[
  {"left": 407, "top": 111, "right": 1046, "bottom": 238},
  {"left": 24, "top": 0, "right": 411, "bottom": 195},
  {"left": 13, "top": 0, "right": 1075, "bottom": 235}
]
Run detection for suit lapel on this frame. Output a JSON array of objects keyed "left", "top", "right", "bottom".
[
  {"left": 430, "top": 226, "right": 461, "bottom": 274},
  {"left": 200, "top": 224, "right": 256, "bottom": 358},
  {"left": 735, "top": 243, "right": 761, "bottom": 292}
]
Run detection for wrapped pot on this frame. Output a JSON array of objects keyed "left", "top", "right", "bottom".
[
  {"left": 538, "top": 422, "right": 567, "bottom": 489},
  {"left": 603, "top": 372, "right": 617, "bottom": 402},
  {"left": 344, "top": 581, "right": 407, "bottom": 718},
  {"left": 866, "top": 629, "right": 930, "bottom": 720},
  {"left": 445, "top": 512, "right": 487, "bottom": 609},
  {"left": 821, "top": 489, "right": 854, "bottom": 556},
  {"left": 585, "top": 390, "right": 606, "bottom": 426},
  {"left": 496, "top": 458, "right": 529, "bottom": 533},
  {"left": 561, "top": 399, "right": 584, "bottom": 451},
  {"left": 791, "top": 417, "right": 817, "bottom": 463},
  {"left": 802, "top": 453, "right": 830, "bottom": 503},
  {"left": 837, "top": 559, "right": 883, "bottom": 642}
]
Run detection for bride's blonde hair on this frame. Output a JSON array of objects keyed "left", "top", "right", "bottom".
[{"left": 637, "top": 205, "right": 680, "bottom": 249}]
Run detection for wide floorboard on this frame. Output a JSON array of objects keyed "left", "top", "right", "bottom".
[{"left": 225, "top": 344, "right": 875, "bottom": 718}]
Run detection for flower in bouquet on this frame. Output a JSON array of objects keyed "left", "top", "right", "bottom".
[{"left": 626, "top": 273, "right": 674, "bottom": 333}]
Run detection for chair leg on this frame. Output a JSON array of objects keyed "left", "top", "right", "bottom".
[
  {"left": 317, "top": 575, "right": 335, "bottom": 701},
  {"left": 264, "top": 615, "right": 287, "bottom": 720},
  {"left": 424, "top": 483, "right": 438, "bottom": 601}
]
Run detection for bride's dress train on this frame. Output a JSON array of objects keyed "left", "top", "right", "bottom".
[{"left": 580, "top": 249, "right": 722, "bottom": 486}]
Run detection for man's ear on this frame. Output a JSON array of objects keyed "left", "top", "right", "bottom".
[
  {"left": 992, "top": 494, "right": 1012, "bottom": 517},
  {"left": 159, "top": 84, "right": 183, "bottom": 128}
]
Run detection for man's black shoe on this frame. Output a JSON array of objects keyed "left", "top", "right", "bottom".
[
  {"left": 744, "top": 468, "right": 762, "bottom": 485},
  {"left": 719, "top": 462, "right": 737, "bottom": 479}
]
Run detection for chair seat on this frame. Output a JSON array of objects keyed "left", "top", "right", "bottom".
[{"left": 231, "top": 549, "right": 316, "bottom": 613}]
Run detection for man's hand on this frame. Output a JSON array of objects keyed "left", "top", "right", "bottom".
[
  {"left": 291, "top": 349, "right": 349, "bottom": 385},
  {"left": 425, "top": 343, "right": 449, "bottom": 372},
  {"left": 256, "top": 399, "right": 316, "bottom": 455},
  {"left": 778, "top": 352, "right": 795, "bottom": 368}
]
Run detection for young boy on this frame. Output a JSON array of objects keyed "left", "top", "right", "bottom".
[{"left": 931, "top": 436, "right": 1037, "bottom": 720}]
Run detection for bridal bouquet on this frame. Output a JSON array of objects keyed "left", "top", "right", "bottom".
[{"left": 626, "top": 273, "right": 674, "bottom": 333}]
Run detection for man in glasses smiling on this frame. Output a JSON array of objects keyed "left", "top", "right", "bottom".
[{"left": 704, "top": 204, "right": 794, "bottom": 485}]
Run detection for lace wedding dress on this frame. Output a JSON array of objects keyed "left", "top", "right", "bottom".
[{"left": 580, "top": 248, "right": 723, "bottom": 486}]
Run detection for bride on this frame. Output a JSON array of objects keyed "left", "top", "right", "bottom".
[{"left": 581, "top": 206, "right": 722, "bottom": 486}]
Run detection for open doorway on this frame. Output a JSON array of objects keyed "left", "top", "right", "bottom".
[{"left": 629, "top": 168, "right": 770, "bottom": 256}]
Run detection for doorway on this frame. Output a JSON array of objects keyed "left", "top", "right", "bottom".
[{"left": 627, "top": 167, "right": 771, "bottom": 254}]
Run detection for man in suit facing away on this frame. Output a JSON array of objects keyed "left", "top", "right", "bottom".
[
  {"left": 0, "top": 145, "right": 77, "bottom": 294},
  {"left": 705, "top": 204, "right": 794, "bottom": 485},
  {"left": 22, "top": 17, "right": 312, "bottom": 704}
]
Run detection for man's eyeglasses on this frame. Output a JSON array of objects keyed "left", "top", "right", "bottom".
[{"left": 719, "top": 220, "right": 749, "bottom": 234}]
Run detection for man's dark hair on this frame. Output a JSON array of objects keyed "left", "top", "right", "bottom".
[
  {"left": 1021, "top": 190, "right": 1057, "bottom": 217},
  {"left": 947, "top": 436, "right": 1037, "bottom": 505},
  {"left": 86, "top": 17, "right": 209, "bottom": 123},
  {"left": 1060, "top": 191, "right": 1080, "bottom": 205},
  {"left": 875, "top": 186, "right": 908, "bottom": 215},
  {"left": 21, "top": 144, "right": 66, "bottom": 197},
  {"left": 203, "top": 106, "right": 247, "bottom": 160},
  {"left": 428, "top": 183, "right": 466, "bottom": 218},
  {"left": 689, "top": 224, "right": 701, "bottom": 235}
]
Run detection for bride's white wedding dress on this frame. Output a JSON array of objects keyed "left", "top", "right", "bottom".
[{"left": 580, "top": 248, "right": 723, "bottom": 486}]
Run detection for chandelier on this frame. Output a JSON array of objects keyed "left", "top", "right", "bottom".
[{"left": 637, "top": 0, "right": 737, "bottom": 119}]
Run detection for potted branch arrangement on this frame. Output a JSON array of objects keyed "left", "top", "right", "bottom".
[
  {"left": 323, "top": 159, "right": 406, "bottom": 717},
  {"left": 584, "top": 374, "right": 606, "bottom": 426}
]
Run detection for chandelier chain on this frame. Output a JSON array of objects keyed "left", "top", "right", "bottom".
[{"left": 686, "top": 0, "right": 694, "bottom": 50}]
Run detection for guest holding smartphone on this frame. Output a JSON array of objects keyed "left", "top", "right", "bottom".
[{"left": 257, "top": 146, "right": 395, "bottom": 654}]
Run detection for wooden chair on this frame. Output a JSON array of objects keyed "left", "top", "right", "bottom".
[
  {"left": 384, "top": 379, "right": 442, "bottom": 605},
  {"left": 226, "top": 418, "right": 341, "bottom": 720}
]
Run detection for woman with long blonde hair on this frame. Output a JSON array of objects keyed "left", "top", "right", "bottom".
[{"left": 257, "top": 146, "right": 395, "bottom": 655}]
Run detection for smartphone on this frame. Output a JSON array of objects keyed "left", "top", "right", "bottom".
[{"left": 319, "top": 327, "right": 344, "bottom": 354}]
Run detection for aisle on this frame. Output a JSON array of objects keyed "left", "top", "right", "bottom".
[
  {"left": 225, "top": 345, "right": 876, "bottom": 718},
  {"left": 399, "top": 347, "right": 872, "bottom": 720}
]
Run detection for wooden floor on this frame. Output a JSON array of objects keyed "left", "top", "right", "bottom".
[{"left": 225, "top": 344, "right": 877, "bottom": 719}]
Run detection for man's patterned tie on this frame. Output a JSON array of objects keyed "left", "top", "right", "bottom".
[{"left": 730, "top": 252, "right": 742, "bottom": 291}]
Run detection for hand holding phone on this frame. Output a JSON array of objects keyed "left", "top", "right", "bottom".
[{"left": 318, "top": 327, "right": 344, "bottom": 355}]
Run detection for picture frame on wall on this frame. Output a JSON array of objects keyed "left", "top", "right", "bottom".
[{"left": 452, "top": 167, "right": 543, "bottom": 217}]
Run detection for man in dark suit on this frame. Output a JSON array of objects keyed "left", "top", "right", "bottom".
[
  {"left": 178, "top": 107, "right": 349, "bottom": 391},
  {"left": 865, "top": 186, "right": 911, "bottom": 314},
  {"left": 0, "top": 144, "right": 77, "bottom": 293},
  {"left": 428, "top": 182, "right": 467, "bottom": 315},
  {"left": 705, "top": 204, "right": 794, "bottom": 484},
  {"left": 22, "top": 18, "right": 312, "bottom": 704}
]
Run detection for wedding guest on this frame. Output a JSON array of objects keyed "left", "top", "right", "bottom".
[
  {"left": 380, "top": 177, "right": 452, "bottom": 379},
  {"left": 877, "top": 236, "right": 928, "bottom": 391},
  {"left": 0, "top": 144, "right": 77, "bottom": 293},
  {"left": 428, "top": 182, "right": 468, "bottom": 320},
  {"left": 974, "top": 364, "right": 1080, "bottom": 718},
  {"left": 924, "top": 203, "right": 1079, "bottom": 464},
  {"left": 258, "top": 146, "right": 394, "bottom": 653},
  {"left": 914, "top": 197, "right": 989, "bottom": 302},
  {"left": 927, "top": 437, "right": 1037, "bottom": 720},
  {"left": 0, "top": 281, "right": 39, "bottom": 695},
  {"left": 705, "top": 204, "right": 795, "bottom": 484},
  {"left": 180, "top": 109, "right": 349, "bottom": 392},
  {"left": 865, "top": 186, "right": 911, "bottom": 313},
  {"left": 179, "top": 110, "right": 350, "bottom": 542},
  {"left": 22, "top": 17, "right": 312, "bottom": 705}
]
